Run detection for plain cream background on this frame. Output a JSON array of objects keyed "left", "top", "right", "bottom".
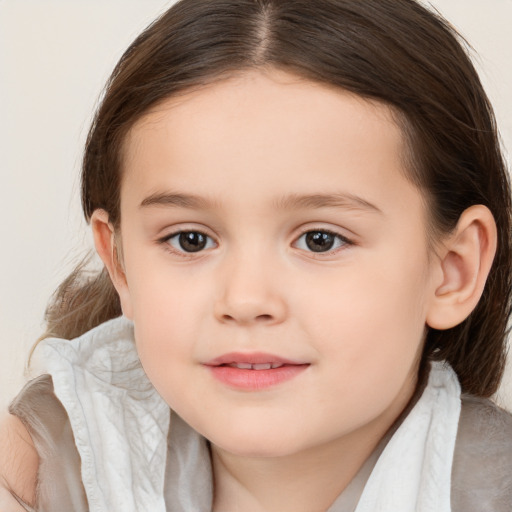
[{"left": 0, "top": 0, "right": 511, "bottom": 412}]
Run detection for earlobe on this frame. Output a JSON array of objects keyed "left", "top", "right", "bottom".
[
  {"left": 90, "top": 209, "right": 133, "bottom": 319},
  {"left": 426, "top": 205, "right": 497, "bottom": 330}
]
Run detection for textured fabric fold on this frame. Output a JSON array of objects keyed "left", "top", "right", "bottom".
[{"left": 33, "top": 316, "right": 170, "bottom": 512}]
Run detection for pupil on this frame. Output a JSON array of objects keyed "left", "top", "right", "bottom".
[
  {"left": 305, "top": 231, "right": 335, "bottom": 252},
  {"left": 179, "top": 232, "right": 207, "bottom": 252}
]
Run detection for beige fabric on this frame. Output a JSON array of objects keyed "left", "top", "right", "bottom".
[
  {"left": 9, "top": 373, "right": 512, "bottom": 512},
  {"left": 452, "top": 395, "right": 512, "bottom": 511},
  {"left": 8, "top": 376, "right": 87, "bottom": 512}
]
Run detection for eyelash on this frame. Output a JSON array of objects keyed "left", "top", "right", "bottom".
[
  {"left": 159, "top": 230, "right": 216, "bottom": 257},
  {"left": 293, "top": 229, "right": 353, "bottom": 255},
  {"left": 158, "top": 228, "right": 354, "bottom": 257}
]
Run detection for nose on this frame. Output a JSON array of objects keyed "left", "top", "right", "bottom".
[{"left": 213, "top": 254, "right": 287, "bottom": 326}]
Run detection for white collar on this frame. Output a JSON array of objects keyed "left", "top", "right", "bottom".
[{"left": 36, "top": 316, "right": 170, "bottom": 512}]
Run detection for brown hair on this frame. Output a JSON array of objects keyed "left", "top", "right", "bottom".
[{"left": 41, "top": 0, "right": 511, "bottom": 397}]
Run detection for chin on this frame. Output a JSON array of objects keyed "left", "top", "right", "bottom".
[
  {"left": 213, "top": 439, "right": 300, "bottom": 458},
  {"left": 205, "top": 425, "right": 309, "bottom": 458}
]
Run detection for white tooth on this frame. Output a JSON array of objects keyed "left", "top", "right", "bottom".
[
  {"left": 252, "top": 363, "right": 272, "bottom": 370},
  {"left": 271, "top": 362, "right": 284, "bottom": 369},
  {"left": 235, "top": 362, "right": 252, "bottom": 369}
]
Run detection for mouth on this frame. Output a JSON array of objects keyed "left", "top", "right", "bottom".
[
  {"left": 220, "top": 362, "right": 288, "bottom": 370},
  {"left": 205, "top": 352, "right": 307, "bottom": 367},
  {"left": 204, "top": 352, "right": 310, "bottom": 390}
]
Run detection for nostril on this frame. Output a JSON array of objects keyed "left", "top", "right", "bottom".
[
  {"left": 215, "top": 295, "right": 286, "bottom": 325},
  {"left": 256, "top": 314, "right": 273, "bottom": 322},
  {"left": 221, "top": 313, "right": 273, "bottom": 323}
]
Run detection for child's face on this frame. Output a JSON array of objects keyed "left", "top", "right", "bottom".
[{"left": 116, "top": 69, "right": 440, "bottom": 457}]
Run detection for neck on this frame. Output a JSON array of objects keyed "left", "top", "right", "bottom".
[
  {"left": 211, "top": 367, "right": 425, "bottom": 512},
  {"left": 211, "top": 428, "right": 379, "bottom": 512}
]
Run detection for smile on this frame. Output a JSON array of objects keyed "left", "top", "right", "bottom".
[{"left": 204, "top": 352, "right": 310, "bottom": 390}]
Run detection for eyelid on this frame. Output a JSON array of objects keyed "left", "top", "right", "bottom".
[
  {"left": 292, "top": 226, "right": 355, "bottom": 255},
  {"left": 158, "top": 228, "right": 218, "bottom": 257}
]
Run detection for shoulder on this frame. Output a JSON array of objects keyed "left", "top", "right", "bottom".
[
  {"left": 0, "top": 374, "right": 62, "bottom": 510},
  {"left": 3, "top": 374, "right": 88, "bottom": 512},
  {"left": 0, "top": 411, "right": 38, "bottom": 508},
  {"left": 451, "top": 394, "right": 512, "bottom": 512}
]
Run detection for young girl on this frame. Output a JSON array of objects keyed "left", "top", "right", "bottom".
[{"left": 1, "top": 0, "right": 511, "bottom": 511}]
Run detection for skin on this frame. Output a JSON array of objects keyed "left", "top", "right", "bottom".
[{"left": 87, "top": 69, "right": 496, "bottom": 512}]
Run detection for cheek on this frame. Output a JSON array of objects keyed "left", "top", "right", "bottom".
[
  {"left": 299, "top": 256, "right": 429, "bottom": 387},
  {"left": 124, "top": 268, "right": 201, "bottom": 378},
  {"left": 125, "top": 242, "right": 211, "bottom": 330},
  {"left": 131, "top": 301, "right": 201, "bottom": 410},
  {"left": 125, "top": 261, "right": 226, "bottom": 399}
]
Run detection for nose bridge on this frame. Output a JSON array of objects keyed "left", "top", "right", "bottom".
[{"left": 214, "top": 241, "right": 287, "bottom": 325}]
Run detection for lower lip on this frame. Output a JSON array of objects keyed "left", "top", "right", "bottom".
[{"left": 207, "top": 364, "right": 309, "bottom": 390}]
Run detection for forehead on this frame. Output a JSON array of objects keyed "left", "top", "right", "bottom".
[{"left": 120, "top": 69, "right": 417, "bottom": 215}]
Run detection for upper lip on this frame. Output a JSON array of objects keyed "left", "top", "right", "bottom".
[{"left": 204, "top": 352, "right": 308, "bottom": 366}]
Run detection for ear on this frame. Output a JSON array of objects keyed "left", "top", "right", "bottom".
[
  {"left": 90, "top": 209, "right": 133, "bottom": 319},
  {"left": 426, "top": 205, "right": 497, "bottom": 330}
]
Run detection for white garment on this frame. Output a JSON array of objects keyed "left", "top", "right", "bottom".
[
  {"left": 34, "top": 316, "right": 462, "bottom": 512},
  {"left": 35, "top": 317, "right": 170, "bottom": 512},
  {"left": 354, "top": 360, "right": 461, "bottom": 512}
]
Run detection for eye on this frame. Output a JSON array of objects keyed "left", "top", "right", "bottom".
[
  {"left": 165, "top": 231, "right": 216, "bottom": 253},
  {"left": 294, "top": 230, "right": 351, "bottom": 253}
]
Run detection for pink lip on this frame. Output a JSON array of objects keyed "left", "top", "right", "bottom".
[
  {"left": 205, "top": 352, "right": 305, "bottom": 366},
  {"left": 204, "top": 352, "right": 310, "bottom": 391}
]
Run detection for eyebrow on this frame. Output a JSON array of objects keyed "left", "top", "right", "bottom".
[
  {"left": 139, "top": 191, "right": 382, "bottom": 214},
  {"left": 272, "top": 193, "right": 382, "bottom": 214},
  {"left": 140, "top": 192, "right": 219, "bottom": 209}
]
